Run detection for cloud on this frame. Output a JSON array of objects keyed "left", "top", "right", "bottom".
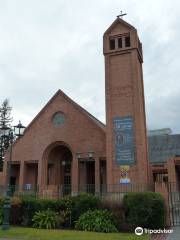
[{"left": 0, "top": 0, "right": 180, "bottom": 133}]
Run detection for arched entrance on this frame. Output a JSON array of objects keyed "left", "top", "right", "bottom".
[{"left": 47, "top": 144, "right": 72, "bottom": 196}]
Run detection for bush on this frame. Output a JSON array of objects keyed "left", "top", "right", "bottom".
[
  {"left": 100, "top": 200, "right": 126, "bottom": 231},
  {"left": 0, "top": 194, "right": 101, "bottom": 228},
  {"left": 20, "top": 197, "right": 68, "bottom": 226},
  {"left": 123, "top": 192, "right": 166, "bottom": 229},
  {"left": 75, "top": 209, "right": 118, "bottom": 233},
  {"left": 0, "top": 197, "right": 4, "bottom": 208},
  {"left": 32, "top": 209, "right": 58, "bottom": 229},
  {"left": 10, "top": 197, "right": 22, "bottom": 225},
  {"left": 71, "top": 194, "right": 100, "bottom": 225},
  {"left": 0, "top": 197, "right": 4, "bottom": 221},
  {"left": 0, "top": 208, "right": 3, "bottom": 225}
]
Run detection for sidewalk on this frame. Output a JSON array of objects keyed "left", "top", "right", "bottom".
[
  {"left": 150, "top": 233, "right": 169, "bottom": 240},
  {"left": 167, "top": 226, "right": 180, "bottom": 240}
]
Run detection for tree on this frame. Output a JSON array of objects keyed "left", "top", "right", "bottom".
[
  {"left": 0, "top": 99, "right": 12, "bottom": 128},
  {"left": 0, "top": 99, "right": 13, "bottom": 171}
]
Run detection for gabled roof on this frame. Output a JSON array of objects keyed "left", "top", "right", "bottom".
[
  {"left": 104, "top": 17, "right": 136, "bottom": 36},
  {"left": 24, "top": 89, "right": 106, "bottom": 135}
]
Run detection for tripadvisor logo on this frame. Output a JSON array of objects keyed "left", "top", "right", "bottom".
[
  {"left": 135, "top": 227, "right": 143, "bottom": 236},
  {"left": 135, "top": 227, "right": 173, "bottom": 235}
]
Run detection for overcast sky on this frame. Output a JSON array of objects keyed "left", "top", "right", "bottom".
[{"left": 0, "top": 0, "right": 180, "bottom": 133}]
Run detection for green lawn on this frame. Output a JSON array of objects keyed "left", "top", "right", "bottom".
[{"left": 0, "top": 227, "right": 148, "bottom": 240}]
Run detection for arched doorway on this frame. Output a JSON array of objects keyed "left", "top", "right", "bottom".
[{"left": 47, "top": 145, "right": 72, "bottom": 196}]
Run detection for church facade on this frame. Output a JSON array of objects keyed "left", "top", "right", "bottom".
[{"left": 1, "top": 17, "right": 180, "bottom": 198}]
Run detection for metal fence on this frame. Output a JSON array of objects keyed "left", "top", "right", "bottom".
[
  {"left": 167, "top": 182, "right": 180, "bottom": 226},
  {"left": 0, "top": 183, "right": 154, "bottom": 199},
  {"left": 0, "top": 185, "right": 38, "bottom": 198}
]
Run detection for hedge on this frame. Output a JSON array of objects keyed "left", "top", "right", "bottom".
[
  {"left": 70, "top": 194, "right": 101, "bottom": 225},
  {"left": 0, "top": 191, "right": 166, "bottom": 230},
  {"left": 0, "top": 194, "right": 100, "bottom": 227},
  {"left": 123, "top": 192, "right": 166, "bottom": 229}
]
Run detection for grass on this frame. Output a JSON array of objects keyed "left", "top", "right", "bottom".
[{"left": 0, "top": 227, "right": 148, "bottom": 240}]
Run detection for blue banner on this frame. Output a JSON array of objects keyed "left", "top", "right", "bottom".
[{"left": 114, "top": 116, "right": 135, "bottom": 165}]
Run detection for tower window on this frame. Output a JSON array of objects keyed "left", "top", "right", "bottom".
[
  {"left": 118, "top": 38, "right": 122, "bottom": 48},
  {"left": 109, "top": 39, "right": 115, "bottom": 50},
  {"left": 125, "top": 36, "right": 131, "bottom": 47}
]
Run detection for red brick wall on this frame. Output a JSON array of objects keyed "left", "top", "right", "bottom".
[
  {"left": 3, "top": 91, "right": 106, "bottom": 190},
  {"left": 104, "top": 18, "right": 149, "bottom": 186}
]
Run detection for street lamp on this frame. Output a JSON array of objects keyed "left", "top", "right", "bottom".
[
  {"left": 14, "top": 121, "right": 26, "bottom": 137},
  {"left": 0, "top": 121, "right": 25, "bottom": 230}
]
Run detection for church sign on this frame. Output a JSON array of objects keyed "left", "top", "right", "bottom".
[
  {"left": 114, "top": 116, "right": 135, "bottom": 165},
  {"left": 119, "top": 165, "right": 130, "bottom": 184}
]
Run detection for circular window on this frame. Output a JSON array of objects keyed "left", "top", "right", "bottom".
[{"left": 52, "top": 112, "right": 65, "bottom": 127}]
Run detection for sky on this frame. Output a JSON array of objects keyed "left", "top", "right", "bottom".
[{"left": 0, "top": 0, "right": 180, "bottom": 133}]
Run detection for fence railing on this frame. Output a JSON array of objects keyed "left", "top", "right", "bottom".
[
  {"left": 0, "top": 185, "right": 38, "bottom": 198},
  {"left": 167, "top": 182, "right": 180, "bottom": 226},
  {"left": 0, "top": 183, "right": 154, "bottom": 199}
]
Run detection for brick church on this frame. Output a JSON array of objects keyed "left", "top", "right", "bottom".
[{"left": 1, "top": 17, "right": 180, "bottom": 198}]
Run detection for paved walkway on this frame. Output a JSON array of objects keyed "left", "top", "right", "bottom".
[
  {"left": 150, "top": 233, "right": 169, "bottom": 240},
  {"left": 150, "top": 226, "right": 180, "bottom": 240},
  {"left": 167, "top": 226, "right": 180, "bottom": 240}
]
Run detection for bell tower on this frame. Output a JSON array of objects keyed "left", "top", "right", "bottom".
[{"left": 104, "top": 17, "right": 149, "bottom": 186}]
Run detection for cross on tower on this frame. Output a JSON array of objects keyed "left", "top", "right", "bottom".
[{"left": 117, "top": 11, "right": 127, "bottom": 19}]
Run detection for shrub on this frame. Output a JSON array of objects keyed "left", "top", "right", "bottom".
[
  {"left": 56, "top": 210, "right": 70, "bottom": 228},
  {"left": 11, "top": 196, "right": 22, "bottom": 206},
  {"left": 20, "top": 197, "right": 67, "bottom": 226},
  {"left": 10, "top": 197, "right": 22, "bottom": 225},
  {"left": 71, "top": 194, "right": 100, "bottom": 225},
  {"left": 123, "top": 192, "right": 166, "bottom": 229},
  {"left": 0, "top": 194, "right": 101, "bottom": 228},
  {"left": 0, "top": 208, "right": 3, "bottom": 225},
  {"left": 32, "top": 209, "right": 58, "bottom": 229},
  {"left": 20, "top": 194, "right": 100, "bottom": 227},
  {"left": 0, "top": 197, "right": 4, "bottom": 208},
  {"left": 0, "top": 197, "right": 9, "bottom": 226},
  {"left": 100, "top": 200, "right": 127, "bottom": 231},
  {"left": 75, "top": 209, "right": 118, "bottom": 233}
]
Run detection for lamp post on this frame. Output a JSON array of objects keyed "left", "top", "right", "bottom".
[{"left": 0, "top": 121, "right": 25, "bottom": 230}]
